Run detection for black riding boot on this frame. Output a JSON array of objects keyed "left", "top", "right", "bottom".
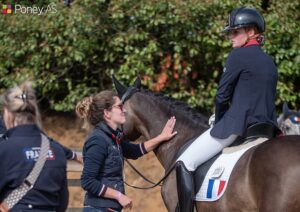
[{"left": 176, "top": 161, "right": 194, "bottom": 212}]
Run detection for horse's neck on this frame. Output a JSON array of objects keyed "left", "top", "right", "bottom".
[
  {"left": 147, "top": 121, "right": 204, "bottom": 170},
  {"left": 131, "top": 93, "right": 207, "bottom": 169}
]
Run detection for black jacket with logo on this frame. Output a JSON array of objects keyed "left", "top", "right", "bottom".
[
  {"left": 0, "top": 124, "right": 68, "bottom": 212},
  {"left": 0, "top": 117, "right": 77, "bottom": 160}
]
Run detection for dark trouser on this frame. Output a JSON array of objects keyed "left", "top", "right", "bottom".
[
  {"left": 83, "top": 207, "right": 105, "bottom": 212},
  {"left": 176, "top": 161, "right": 194, "bottom": 212},
  {"left": 10, "top": 204, "right": 56, "bottom": 212},
  {"left": 83, "top": 206, "right": 120, "bottom": 212}
]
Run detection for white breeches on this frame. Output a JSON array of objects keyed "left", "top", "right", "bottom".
[{"left": 177, "top": 128, "right": 238, "bottom": 171}]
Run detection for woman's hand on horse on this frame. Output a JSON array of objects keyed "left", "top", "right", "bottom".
[
  {"left": 159, "top": 116, "right": 177, "bottom": 141},
  {"left": 117, "top": 193, "right": 133, "bottom": 209},
  {"left": 143, "top": 117, "right": 177, "bottom": 152}
]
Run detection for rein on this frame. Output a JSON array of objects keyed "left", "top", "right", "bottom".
[
  {"left": 124, "top": 159, "right": 176, "bottom": 190},
  {"left": 119, "top": 85, "right": 175, "bottom": 189}
]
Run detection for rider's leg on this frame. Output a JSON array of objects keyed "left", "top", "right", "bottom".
[
  {"left": 176, "top": 160, "right": 194, "bottom": 212},
  {"left": 177, "top": 128, "right": 237, "bottom": 171},
  {"left": 175, "top": 128, "right": 237, "bottom": 212}
]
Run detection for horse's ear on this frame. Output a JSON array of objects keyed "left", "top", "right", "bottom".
[
  {"left": 112, "top": 75, "right": 127, "bottom": 98},
  {"left": 283, "top": 102, "right": 290, "bottom": 118},
  {"left": 133, "top": 75, "right": 141, "bottom": 89}
]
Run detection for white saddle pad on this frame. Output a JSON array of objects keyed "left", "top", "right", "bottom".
[{"left": 195, "top": 137, "right": 268, "bottom": 201}]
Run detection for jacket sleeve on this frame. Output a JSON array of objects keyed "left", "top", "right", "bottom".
[
  {"left": 215, "top": 50, "right": 241, "bottom": 123},
  {"left": 121, "top": 141, "right": 147, "bottom": 160},
  {"left": 49, "top": 138, "right": 76, "bottom": 160},
  {"left": 81, "top": 136, "right": 108, "bottom": 197}
]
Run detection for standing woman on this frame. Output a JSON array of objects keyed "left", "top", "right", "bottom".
[
  {"left": 76, "top": 90, "right": 177, "bottom": 212},
  {"left": 176, "top": 7, "right": 279, "bottom": 212},
  {"left": 0, "top": 82, "right": 68, "bottom": 212}
]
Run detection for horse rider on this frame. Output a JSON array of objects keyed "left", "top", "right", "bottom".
[{"left": 176, "top": 7, "right": 279, "bottom": 212}]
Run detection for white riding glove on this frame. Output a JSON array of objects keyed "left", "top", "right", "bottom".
[{"left": 208, "top": 113, "right": 215, "bottom": 127}]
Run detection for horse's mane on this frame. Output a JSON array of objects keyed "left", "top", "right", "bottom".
[{"left": 140, "top": 89, "right": 208, "bottom": 128}]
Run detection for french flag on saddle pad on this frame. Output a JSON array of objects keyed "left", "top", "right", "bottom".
[{"left": 206, "top": 179, "right": 226, "bottom": 199}]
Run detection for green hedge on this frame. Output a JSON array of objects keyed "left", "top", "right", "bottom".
[{"left": 0, "top": 0, "right": 299, "bottom": 112}]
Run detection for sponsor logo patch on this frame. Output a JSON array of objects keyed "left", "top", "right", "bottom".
[{"left": 23, "top": 147, "right": 55, "bottom": 161}]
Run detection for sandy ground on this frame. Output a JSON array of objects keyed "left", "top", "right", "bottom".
[{"left": 43, "top": 113, "right": 167, "bottom": 212}]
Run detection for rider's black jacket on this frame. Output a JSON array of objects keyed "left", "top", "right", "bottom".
[{"left": 212, "top": 43, "right": 278, "bottom": 139}]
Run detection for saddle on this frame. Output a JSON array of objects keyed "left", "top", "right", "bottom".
[{"left": 175, "top": 122, "right": 277, "bottom": 194}]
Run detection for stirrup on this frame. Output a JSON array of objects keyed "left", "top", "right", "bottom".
[{"left": 176, "top": 161, "right": 194, "bottom": 212}]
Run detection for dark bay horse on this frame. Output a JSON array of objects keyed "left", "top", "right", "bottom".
[{"left": 113, "top": 76, "right": 300, "bottom": 212}]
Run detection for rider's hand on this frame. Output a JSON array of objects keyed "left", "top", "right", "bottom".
[
  {"left": 116, "top": 192, "right": 133, "bottom": 209},
  {"left": 208, "top": 113, "right": 215, "bottom": 127},
  {"left": 158, "top": 116, "right": 177, "bottom": 141}
]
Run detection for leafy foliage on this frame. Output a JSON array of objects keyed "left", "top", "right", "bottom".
[{"left": 0, "top": 0, "right": 299, "bottom": 112}]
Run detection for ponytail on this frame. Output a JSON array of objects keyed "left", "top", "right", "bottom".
[
  {"left": 76, "top": 90, "right": 117, "bottom": 130},
  {"left": 2, "top": 81, "right": 42, "bottom": 128}
]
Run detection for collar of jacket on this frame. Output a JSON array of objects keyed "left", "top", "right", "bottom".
[
  {"left": 0, "top": 117, "right": 6, "bottom": 135},
  {"left": 244, "top": 40, "right": 259, "bottom": 47},
  {"left": 5, "top": 124, "right": 41, "bottom": 138},
  {"left": 96, "top": 122, "right": 123, "bottom": 144}
]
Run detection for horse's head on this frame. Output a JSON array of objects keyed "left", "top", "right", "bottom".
[
  {"left": 113, "top": 75, "right": 179, "bottom": 140},
  {"left": 112, "top": 75, "right": 143, "bottom": 141},
  {"left": 112, "top": 75, "right": 208, "bottom": 168},
  {"left": 278, "top": 102, "right": 300, "bottom": 135}
]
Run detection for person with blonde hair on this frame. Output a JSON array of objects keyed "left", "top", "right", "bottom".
[
  {"left": 0, "top": 82, "right": 68, "bottom": 212},
  {"left": 76, "top": 90, "right": 177, "bottom": 212}
]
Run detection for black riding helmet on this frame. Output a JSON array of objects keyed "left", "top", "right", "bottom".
[{"left": 222, "top": 7, "right": 265, "bottom": 33}]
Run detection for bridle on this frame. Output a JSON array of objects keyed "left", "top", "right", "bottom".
[{"left": 120, "top": 87, "right": 176, "bottom": 189}]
